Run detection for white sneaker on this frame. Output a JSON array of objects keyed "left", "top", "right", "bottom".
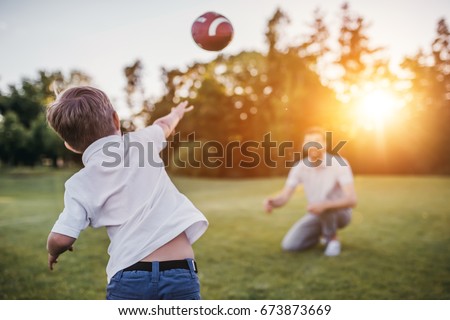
[{"left": 324, "top": 240, "right": 341, "bottom": 256}]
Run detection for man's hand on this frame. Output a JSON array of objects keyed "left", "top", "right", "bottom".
[
  {"left": 263, "top": 186, "right": 296, "bottom": 214},
  {"left": 307, "top": 202, "right": 328, "bottom": 215},
  {"left": 263, "top": 198, "right": 275, "bottom": 214},
  {"left": 307, "top": 184, "right": 357, "bottom": 215}
]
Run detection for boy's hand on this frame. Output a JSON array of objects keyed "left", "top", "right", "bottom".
[
  {"left": 154, "top": 101, "right": 194, "bottom": 138},
  {"left": 48, "top": 253, "right": 58, "bottom": 271},
  {"left": 48, "top": 246, "right": 73, "bottom": 271},
  {"left": 171, "top": 101, "right": 194, "bottom": 120}
]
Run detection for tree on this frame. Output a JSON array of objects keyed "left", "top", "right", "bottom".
[
  {"left": 431, "top": 18, "right": 450, "bottom": 110},
  {"left": 400, "top": 18, "right": 450, "bottom": 173},
  {"left": 0, "top": 112, "right": 31, "bottom": 166},
  {"left": 265, "top": 8, "right": 340, "bottom": 143},
  {"left": 295, "top": 8, "right": 330, "bottom": 71},
  {"left": 141, "top": 8, "right": 341, "bottom": 177},
  {"left": 0, "top": 70, "right": 91, "bottom": 167},
  {"left": 337, "top": 3, "right": 383, "bottom": 87}
]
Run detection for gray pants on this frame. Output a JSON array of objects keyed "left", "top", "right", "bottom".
[{"left": 281, "top": 209, "right": 352, "bottom": 251}]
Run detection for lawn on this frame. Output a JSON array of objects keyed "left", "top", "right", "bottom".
[{"left": 0, "top": 168, "right": 449, "bottom": 299}]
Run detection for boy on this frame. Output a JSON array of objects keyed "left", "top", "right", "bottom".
[{"left": 46, "top": 86, "right": 208, "bottom": 300}]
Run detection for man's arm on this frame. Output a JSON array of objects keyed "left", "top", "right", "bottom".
[
  {"left": 154, "top": 101, "right": 194, "bottom": 138},
  {"left": 47, "top": 232, "right": 76, "bottom": 271},
  {"left": 263, "top": 186, "right": 296, "bottom": 213},
  {"left": 307, "top": 183, "right": 357, "bottom": 215}
]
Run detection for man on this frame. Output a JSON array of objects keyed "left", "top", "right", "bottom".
[{"left": 263, "top": 127, "right": 357, "bottom": 256}]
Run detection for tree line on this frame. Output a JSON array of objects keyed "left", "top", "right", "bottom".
[{"left": 0, "top": 3, "right": 449, "bottom": 176}]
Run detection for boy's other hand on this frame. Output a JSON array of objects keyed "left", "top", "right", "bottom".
[
  {"left": 48, "top": 245, "right": 73, "bottom": 271},
  {"left": 48, "top": 253, "right": 58, "bottom": 271}
]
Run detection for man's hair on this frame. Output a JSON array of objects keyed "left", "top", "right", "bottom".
[
  {"left": 304, "top": 126, "right": 326, "bottom": 140},
  {"left": 47, "top": 86, "right": 117, "bottom": 152}
]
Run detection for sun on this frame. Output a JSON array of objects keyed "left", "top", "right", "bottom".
[{"left": 356, "top": 89, "right": 402, "bottom": 130}]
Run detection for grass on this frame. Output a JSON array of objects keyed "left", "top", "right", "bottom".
[{"left": 0, "top": 168, "right": 449, "bottom": 299}]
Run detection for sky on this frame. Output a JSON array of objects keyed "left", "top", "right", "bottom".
[{"left": 0, "top": 0, "right": 449, "bottom": 115}]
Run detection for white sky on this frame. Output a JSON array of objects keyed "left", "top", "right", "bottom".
[{"left": 0, "top": 0, "right": 449, "bottom": 115}]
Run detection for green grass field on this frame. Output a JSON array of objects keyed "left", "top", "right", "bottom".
[{"left": 0, "top": 168, "right": 449, "bottom": 299}]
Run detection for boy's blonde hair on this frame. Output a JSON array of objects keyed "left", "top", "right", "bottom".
[{"left": 47, "top": 86, "right": 117, "bottom": 152}]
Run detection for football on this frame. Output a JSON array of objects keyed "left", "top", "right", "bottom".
[{"left": 191, "top": 12, "right": 234, "bottom": 51}]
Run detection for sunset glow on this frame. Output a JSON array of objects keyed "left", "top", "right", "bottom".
[{"left": 356, "top": 89, "right": 403, "bottom": 130}]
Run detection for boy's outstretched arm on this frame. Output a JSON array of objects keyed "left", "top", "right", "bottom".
[
  {"left": 154, "top": 101, "right": 194, "bottom": 138},
  {"left": 47, "top": 232, "right": 76, "bottom": 270}
]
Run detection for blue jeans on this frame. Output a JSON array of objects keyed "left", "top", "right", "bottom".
[{"left": 106, "top": 259, "right": 201, "bottom": 300}]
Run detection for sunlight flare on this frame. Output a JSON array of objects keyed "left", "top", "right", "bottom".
[{"left": 356, "top": 89, "right": 403, "bottom": 130}]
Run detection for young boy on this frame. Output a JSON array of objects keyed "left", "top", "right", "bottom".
[{"left": 46, "top": 86, "right": 208, "bottom": 300}]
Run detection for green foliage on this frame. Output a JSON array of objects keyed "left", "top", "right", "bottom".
[
  {"left": 142, "top": 8, "right": 449, "bottom": 176},
  {"left": 0, "top": 112, "right": 31, "bottom": 165},
  {"left": 400, "top": 18, "right": 450, "bottom": 173},
  {"left": 0, "top": 6, "right": 449, "bottom": 175},
  {"left": 0, "top": 70, "right": 90, "bottom": 167},
  {"left": 148, "top": 9, "right": 341, "bottom": 177},
  {"left": 0, "top": 170, "right": 448, "bottom": 299},
  {"left": 337, "top": 3, "right": 383, "bottom": 85}
]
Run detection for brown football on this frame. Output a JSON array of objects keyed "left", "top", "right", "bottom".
[{"left": 191, "top": 12, "right": 234, "bottom": 51}]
